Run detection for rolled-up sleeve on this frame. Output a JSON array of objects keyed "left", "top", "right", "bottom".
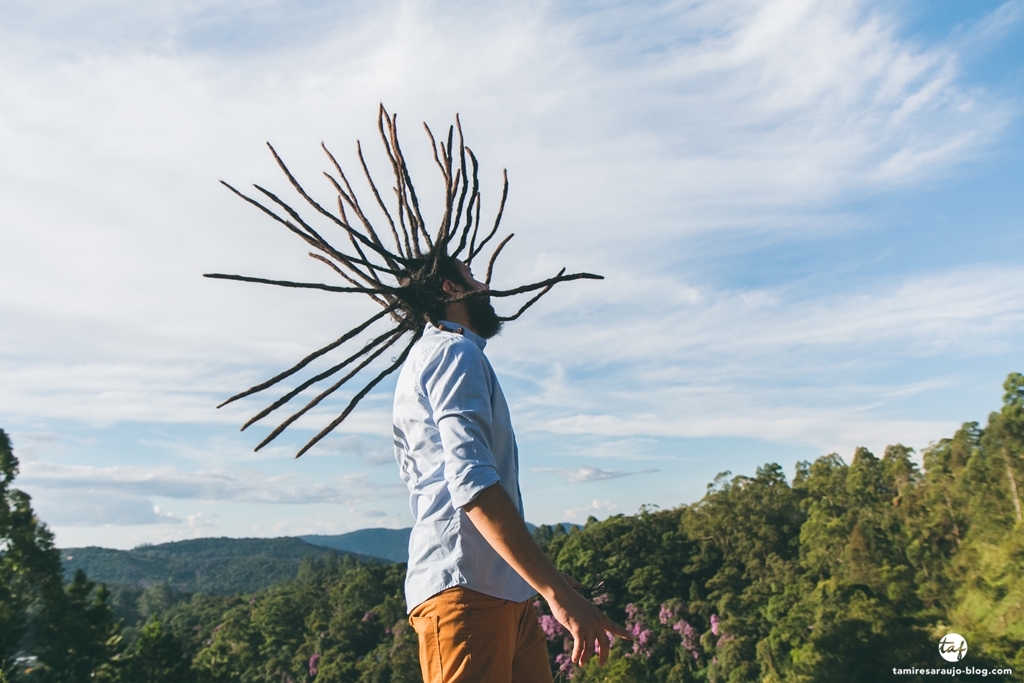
[{"left": 423, "top": 341, "right": 500, "bottom": 509}]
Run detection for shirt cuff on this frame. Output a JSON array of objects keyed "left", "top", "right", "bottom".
[{"left": 448, "top": 466, "right": 501, "bottom": 509}]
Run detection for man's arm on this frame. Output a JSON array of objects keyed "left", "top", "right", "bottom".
[{"left": 463, "top": 483, "right": 631, "bottom": 666}]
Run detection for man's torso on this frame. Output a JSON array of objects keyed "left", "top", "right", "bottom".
[{"left": 393, "top": 322, "right": 535, "bottom": 611}]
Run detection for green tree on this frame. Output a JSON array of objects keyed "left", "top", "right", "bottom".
[
  {"left": 0, "top": 430, "right": 69, "bottom": 679},
  {"left": 684, "top": 464, "right": 804, "bottom": 683},
  {"left": 32, "top": 569, "right": 124, "bottom": 683},
  {"left": 123, "top": 616, "right": 193, "bottom": 683},
  {"left": 942, "top": 373, "right": 1024, "bottom": 672},
  {"left": 0, "top": 429, "right": 124, "bottom": 683},
  {"left": 137, "top": 584, "right": 179, "bottom": 621},
  {"left": 181, "top": 556, "right": 417, "bottom": 683}
]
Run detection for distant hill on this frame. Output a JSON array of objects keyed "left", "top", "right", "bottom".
[
  {"left": 300, "top": 523, "right": 579, "bottom": 563},
  {"left": 60, "top": 524, "right": 581, "bottom": 594},
  {"left": 300, "top": 528, "right": 412, "bottom": 563},
  {"left": 60, "top": 536, "right": 375, "bottom": 595}
]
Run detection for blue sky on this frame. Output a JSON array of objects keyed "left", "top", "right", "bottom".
[{"left": 1, "top": 0, "right": 1022, "bottom": 549}]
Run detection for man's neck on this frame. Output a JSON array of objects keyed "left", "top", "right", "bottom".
[{"left": 442, "top": 303, "right": 476, "bottom": 336}]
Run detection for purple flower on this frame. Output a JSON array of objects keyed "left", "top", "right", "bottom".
[
  {"left": 631, "top": 627, "right": 654, "bottom": 658},
  {"left": 629, "top": 621, "right": 654, "bottom": 658},
  {"left": 625, "top": 603, "right": 640, "bottom": 622},
  {"left": 659, "top": 603, "right": 678, "bottom": 625},
  {"left": 555, "top": 653, "right": 574, "bottom": 679},
  {"left": 538, "top": 615, "right": 566, "bottom": 640},
  {"left": 710, "top": 614, "right": 720, "bottom": 636},
  {"left": 624, "top": 604, "right": 654, "bottom": 658},
  {"left": 674, "top": 620, "right": 699, "bottom": 658},
  {"left": 308, "top": 653, "right": 321, "bottom": 677}
]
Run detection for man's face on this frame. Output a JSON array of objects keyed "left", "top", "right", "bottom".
[
  {"left": 452, "top": 260, "right": 487, "bottom": 292},
  {"left": 452, "top": 260, "right": 503, "bottom": 339}
]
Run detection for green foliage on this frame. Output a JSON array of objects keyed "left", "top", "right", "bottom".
[
  {"left": 0, "top": 429, "right": 60, "bottom": 679},
  {"left": 164, "top": 555, "right": 419, "bottom": 683},
  {"left": 61, "top": 538, "right": 370, "bottom": 596},
  {"left": 30, "top": 570, "right": 124, "bottom": 683},
  {"left": 535, "top": 374, "right": 1024, "bottom": 682},
  {"left": 0, "top": 430, "right": 123, "bottom": 683},
  {"left": 123, "top": 616, "right": 194, "bottom": 683}
]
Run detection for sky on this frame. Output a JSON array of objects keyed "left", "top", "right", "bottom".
[{"left": 1, "top": 0, "right": 1022, "bottom": 550}]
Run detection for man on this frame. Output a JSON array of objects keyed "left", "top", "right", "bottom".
[
  {"left": 393, "top": 258, "right": 629, "bottom": 683},
  {"left": 209, "top": 107, "right": 622, "bottom": 680}
]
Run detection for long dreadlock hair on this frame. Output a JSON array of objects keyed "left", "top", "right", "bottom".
[{"left": 206, "top": 106, "right": 602, "bottom": 458}]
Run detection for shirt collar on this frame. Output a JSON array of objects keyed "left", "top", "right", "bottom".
[{"left": 431, "top": 320, "right": 487, "bottom": 351}]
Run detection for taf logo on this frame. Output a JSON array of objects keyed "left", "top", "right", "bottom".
[{"left": 938, "top": 633, "right": 967, "bottom": 662}]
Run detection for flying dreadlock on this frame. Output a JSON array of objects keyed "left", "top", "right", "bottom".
[{"left": 206, "top": 106, "right": 603, "bottom": 458}]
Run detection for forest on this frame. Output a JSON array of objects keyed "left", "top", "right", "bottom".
[{"left": 2, "top": 373, "right": 1022, "bottom": 682}]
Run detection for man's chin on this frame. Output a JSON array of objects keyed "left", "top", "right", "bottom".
[
  {"left": 468, "top": 301, "right": 503, "bottom": 339},
  {"left": 474, "top": 316, "right": 504, "bottom": 339}
]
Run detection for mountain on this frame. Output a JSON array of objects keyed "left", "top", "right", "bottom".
[
  {"left": 299, "top": 523, "right": 579, "bottom": 563},
  {"left": 300, "top": 528, "right": 411, "bottom": 563},
  {"left": 60, "top": 536, "right": 374, "bottom": 595},
  {"left": 59, "top": 524, "right": 582, "bottom": 594}
]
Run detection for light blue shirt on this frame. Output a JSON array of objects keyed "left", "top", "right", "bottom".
[{"left": 393, "top": 321, "right": 536, "bottom": 611}]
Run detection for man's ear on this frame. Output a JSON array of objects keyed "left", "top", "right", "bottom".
[{"left": 441, "top": 279, "right": 463, "bottom": 297}]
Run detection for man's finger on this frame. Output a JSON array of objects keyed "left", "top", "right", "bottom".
[
  {"left": 577, "top": 632, "right": 593, "bottom": 666},
  {"left": 597, "top": 631, "right": 610, "bottom": 666},
  {"left": 571, "top": 630, "right": 583, "bottom": 664},
  {"left": 604, "top": 616, "right": 633, "bottom": 640}
]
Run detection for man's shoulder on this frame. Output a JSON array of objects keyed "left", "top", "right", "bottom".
[
  {"left": 418, "top": 326, "right": 485, "bottom": 368},
  {"left": 403, "top": 327, "right": 490, "bottom": 400}
]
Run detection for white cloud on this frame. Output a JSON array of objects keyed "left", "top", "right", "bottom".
[
  {"left": 19, "top": 461, "right": 405, "bottom": 505},
  {"left": 503, "top": 264, "right": 1024, "bottom": 369},
  {"left": 0, "top": 0, "right": 1019, "bottom": 543},
  {"left": 28, "top": 489, "right": 182, "bottom": 527},
  {"left": 958, "top": 0, "right": 1024, "bottom": 51},
  {"left": 565, "top": 499, "right": 620, "bottom": 522},
  {"left": 497, "top": 264, "right": 1024, "bottom": 454},
  {"left": 534, "top": 466, "right": 660, "bottom": 483},
  {"left": 186, "top": 511, "right": 215, "bottom": 529}
]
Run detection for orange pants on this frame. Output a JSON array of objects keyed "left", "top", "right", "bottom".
[{"left": 409, "top": 587, "right": 554, "bottom": 683}]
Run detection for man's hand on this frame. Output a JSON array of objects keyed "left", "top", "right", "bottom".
[
  {"left": 545, "top": 578, "right": 631, "bottom": 665},
  {"left": 463, "top": 484, "right": 631, "bottom": 667}
]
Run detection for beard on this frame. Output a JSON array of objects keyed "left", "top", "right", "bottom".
[{"left": 467, "top": 295, "right": 504, "bottom": 339}]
